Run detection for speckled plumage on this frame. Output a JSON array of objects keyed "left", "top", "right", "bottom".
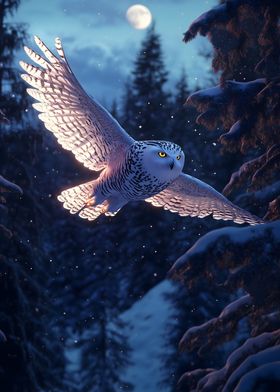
[{"left": 20, "top": 37, "right": 264, "bottom": 225}]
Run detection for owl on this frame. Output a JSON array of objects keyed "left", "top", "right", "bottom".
[{"left": 20, "top": 37, "right": 263, "bottom": 225}]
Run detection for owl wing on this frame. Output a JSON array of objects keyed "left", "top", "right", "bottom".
[
  {"left": 20, "top": 36, "right": 134, "bottom": 171},
  {"left": 145, "top": 173, "right": 264, "bottom": 225}
]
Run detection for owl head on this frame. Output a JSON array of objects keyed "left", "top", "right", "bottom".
[{"left": 141, "top": 140, "right": 185, "bottom": 182}]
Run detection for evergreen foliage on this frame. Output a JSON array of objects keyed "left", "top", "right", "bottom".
[
  {"left": 124, "top": 25, "right": 170, "bottom": 140},
  {"left": 171, "top": 1, "right": 280, "bottom": 390},
  {"left": 2, "top": 1, "right": 278, "bottom": 390},
  {"left": 0, "top": 2, "right": 133, "bottom": 390},
  {"left": 0, "top": 0, "right": 28, "bottom": 125},
  {"left": 0, "top": 2, "right": 66, "bottom": 390}
]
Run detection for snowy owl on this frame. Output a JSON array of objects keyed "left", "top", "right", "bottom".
[{"left": 20, "top": 37, "right": 263, "bottom": 225}]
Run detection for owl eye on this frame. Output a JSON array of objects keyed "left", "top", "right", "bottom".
[
  {"left": 176, "top": 155, "right": 181, "bottom": 160},
  {"left": 158, "top": 151, "right": 167, "bottom": 158}
]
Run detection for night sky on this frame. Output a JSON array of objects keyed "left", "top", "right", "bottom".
[{"left": 10, "top": 0, "right": 216, "bottom": 107}]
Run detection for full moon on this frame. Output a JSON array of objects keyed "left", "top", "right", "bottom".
[{"left": 126, "top": 4, "right": 152, "bottom": 30}]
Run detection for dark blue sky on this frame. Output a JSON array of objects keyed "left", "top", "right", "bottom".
[{"left": 11, "top": 0, "right": 216, "bottom": 107}]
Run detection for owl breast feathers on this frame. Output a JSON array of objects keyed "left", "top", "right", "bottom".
[{"left": 20, "top": 37, "right": 264, "bottom": 225}]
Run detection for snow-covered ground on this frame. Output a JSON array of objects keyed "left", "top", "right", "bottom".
[
  {"left": 65, "top": 280, "right": 177, "bottom": 390},
  {"left": 121, "top": 280, "right": 177, "bottom": 392}
]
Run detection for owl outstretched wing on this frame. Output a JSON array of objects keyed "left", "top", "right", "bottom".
[
  {"left": 145, "top": 173, "right": 264, "bottom": 225},
  {"left": 20, "top": 36, "right": 134, "bottom": 171}
]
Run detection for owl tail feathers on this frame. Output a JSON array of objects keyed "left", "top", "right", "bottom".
[{"left": 57, "top": 180, "right": 121, "bottom": 222}]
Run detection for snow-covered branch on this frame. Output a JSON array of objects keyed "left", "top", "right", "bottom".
[
  {"left": 171, "top": 222, "right": 280, "bottom": 390},
  {"left": 169, "top": 221, "right": 280, "bottom": 286},
  {"left": 183, "top": 1, "right": 245, "bottom": 43},
  {"left": 0, "top": 174, "right": 22, "bottom": 218},
  {"left": 177, "top": 368, "right": 215, "bottom": 391},
  {"left": 0, "top": 175, "right": 22, "bottom": 194},
  {"left": 223, "top": 145, "right": 280, "bottom": 197},
  {"left": 251, "top": 312, "right": 280, "bottom": 336},
  {"left": 234, "top": 362, "right": 280, "bottom": 392},
  {"left": 237, "top": 180, "right": 280, "bottom": 204},
  {"left": 176, "top": 1, "right": 280, "bottom": 390},
  {"left": 192, "top": 330, "right": 280, "bottom": 391},
  {"left": 0, "top": 329, "right": 7, "bottom": 342},
  {"left": 179, "top": 295, "right": 252, "bottom": 354},
  {"left": 223, "top": 345, "right": 280, "bottom": 391},
  {"left": 265, "top": 196, "right": 280, "bottom": 221},
  {"left": 186, "top": 80, "right": 266, "bottom": 141},
  {"left": 0, "top": 109, "right": 9, "bottom": 124}
]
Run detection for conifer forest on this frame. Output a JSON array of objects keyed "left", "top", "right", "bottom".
[{"left": 0, "top": 0, "right": 279, "bottom": 391}]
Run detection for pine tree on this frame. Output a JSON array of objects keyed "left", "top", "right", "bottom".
[
  {"left": 0, "top": 2, "right": 67, "bottom": 390},
  {"left": 121, "top": 79, "right": 136, "bottom": 133},
  {"left": 117, "top": 28, "right": 185, "bottom": 301},
  {"left": 78, "top": 297, "right": 133, "bottom": 392},
  {"left": 110, "top": 99, "right": 119, "bottom": 122},
  {"left": 127, "top": 24, "right": 170, "bottom": 139},
  {"left": 0, "top": 0, "right": 28, "bottom": 127},
  {"left": 51, "top": 221, "right": 133, "bottom": 392},
  {"left": 169, "top": 69, "right": 197, "bottom": 162},
  {"left": 170, "top": 1, "right": 280, "bottom": 390},
  {"left": 0, "top": 133, "right": 66, "bottom": 392}
]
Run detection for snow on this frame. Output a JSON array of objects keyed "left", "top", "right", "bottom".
[
  {"left": 223, "top": 345, "right": 280, "bottom": 392},
  {"left": 179, "top": 294, "right": 252, "bottom": 352},
  {"left": 183, "top": 3, "right": 228, "bottom": 42},
  {"left": 197, "top": 330, "right": 280, "bottom": 391},
  {"left": 65, "top": 335, "right": 81, "bottom": 373},
  {"left": 120, "top": 280, "right": 177, "bottom": 392},
  {"left": 226, "top": 79, "right": 266, "bottom": 91},
  {"left": 187, "top": 79, "right": 266, "bottom": 107},
  {"left": 192, "top": 85, "right": 222, "bottom": 98},
  {"left": 227, "top": 120, "right": 242, "bottom": 136},
  {"left": 0, "top": 329, "right": 7, "bottom": 342},
  {"left": 191, "top": 4, "right": 227, "bottom": 25},
  {"left": 64, "top": 281, "right": 177, "bottom": 390},
  {"left": 219, "top": 295, "right": 251, "bottom": 318},
  {"left": 236, "top": 180, "right": 280, "bottom": 204},
  {"left": 171, "top": 221, "right": 280, "bottom": 274},
  {"left": 234, "top": 362, "right": 280, "bottom": 392},
  {"left": 0, "top": 175, "right": 22, "bottom": 194}
]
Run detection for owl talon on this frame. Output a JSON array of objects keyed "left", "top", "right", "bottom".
[
  {"left": 101, "top": 201, "right": 109, "bottom": 214},
  {"left": 85, "top": 196, "right": 96, "bottom": 207},
  {"left": 75, "top": 196, "right": 96, "bottom": 214}
]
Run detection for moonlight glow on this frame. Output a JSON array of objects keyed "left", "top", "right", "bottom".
[{"left": 126, "top": 4, "right": 152, "bottom": 30}]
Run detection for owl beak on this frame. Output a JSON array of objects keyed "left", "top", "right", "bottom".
[{"left": 169, "top": 159, "right": 175, "bottom": 170}]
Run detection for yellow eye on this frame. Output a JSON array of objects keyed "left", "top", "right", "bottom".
[
  {"left": 176, "top": 155, "right": 181, "bottom": 160},
  {"left": 158, "top": 151, "right": 167, "bottom": 158}
]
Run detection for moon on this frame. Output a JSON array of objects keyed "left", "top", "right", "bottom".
[{"left": 126, "top": 4, "right": 152, "bottom": 30}]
